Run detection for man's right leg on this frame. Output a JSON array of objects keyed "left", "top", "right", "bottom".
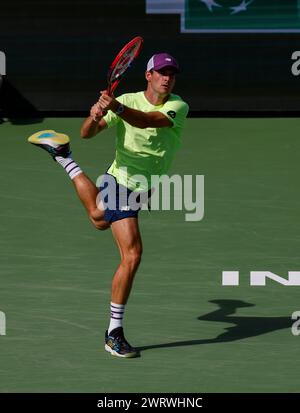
[{"left": 104, "top": 217, "right": 142, "bottom": 358}]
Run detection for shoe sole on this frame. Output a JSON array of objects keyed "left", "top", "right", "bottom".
[
  {"left": 28, "top": 130, "right": 70, "bottom": 146},
  {"left": 105, "top": 344, "right": 139, "bottom": 358}
]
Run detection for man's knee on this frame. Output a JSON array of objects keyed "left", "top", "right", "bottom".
[
  {"left": 123, "top": 246, "right": 143, "bottom": 269},
  {"left": 90, "top": 216, "right": 110, "bottom": 231}
]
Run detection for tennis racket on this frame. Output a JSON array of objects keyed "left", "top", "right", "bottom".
[{"left": 106, "top": 36, "right": 143, "bottom": 96}]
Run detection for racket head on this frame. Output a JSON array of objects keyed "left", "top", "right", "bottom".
[{"left": 107, "top": 36, "right": 143, "bottom": 95}]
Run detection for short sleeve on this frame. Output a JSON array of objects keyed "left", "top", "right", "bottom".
[{"left": 158, "top": 98, "right": 189, "bottom": 129}]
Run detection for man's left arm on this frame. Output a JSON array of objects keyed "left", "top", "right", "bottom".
[{"left": 98, "top": 92, "right": 172, "bottom": 129}]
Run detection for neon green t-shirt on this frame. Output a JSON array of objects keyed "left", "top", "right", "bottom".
[{"left": 103, "top": 91, "right": 189, "bottom": 191}]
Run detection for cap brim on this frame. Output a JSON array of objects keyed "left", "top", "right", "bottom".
[{"left": 152, "top": 64, "right": 180, "bottom": 73}]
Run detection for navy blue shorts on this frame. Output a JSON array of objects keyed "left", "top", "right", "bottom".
[{"left": 98, "top": 173, "right": 152, "bottom": 224}]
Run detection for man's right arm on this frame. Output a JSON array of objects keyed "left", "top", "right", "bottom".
[{"left": 80, "top": 102, "right": 107, "bottom": 139}]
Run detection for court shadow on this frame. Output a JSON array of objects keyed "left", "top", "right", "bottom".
[
  {"left": 0, "top": 78, "right": 43, "bottom": 124},
  {"left": 138, "top": 299, "right": 291, "bottom": 352}
]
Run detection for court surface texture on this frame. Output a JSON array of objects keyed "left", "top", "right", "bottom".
[{"left": 1, "top": 117, "right": 300, "bottom": 392}]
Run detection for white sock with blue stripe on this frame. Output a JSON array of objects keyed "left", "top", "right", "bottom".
[{"left": 108, "top": 302, "right": 125, "bottom": 334}]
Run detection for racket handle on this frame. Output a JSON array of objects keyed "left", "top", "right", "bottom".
[{"left": 109, "top": 82, "right": 119, "bottom": 96}]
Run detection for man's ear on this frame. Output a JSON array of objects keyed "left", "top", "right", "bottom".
[{"left": 145, "top": 70, "right": 152, "bottom": 82}]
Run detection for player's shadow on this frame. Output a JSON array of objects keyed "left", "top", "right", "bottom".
[{"left": 138, "top": 299, "right": 292, "bottom": 352}]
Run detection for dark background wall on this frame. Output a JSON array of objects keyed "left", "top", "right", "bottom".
[{"left": 1, "top": 0, "right": 300, "bottom": 115}]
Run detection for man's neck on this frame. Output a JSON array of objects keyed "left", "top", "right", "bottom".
[{"left": 144, "top": 90, "right": 169, "bottom": 106}]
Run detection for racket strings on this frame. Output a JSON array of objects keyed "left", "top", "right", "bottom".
[{"left": 109, "top": 40, "right": 142, "bottom": 84}]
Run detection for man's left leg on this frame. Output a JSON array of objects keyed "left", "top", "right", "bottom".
[
  {"left": 105, "top": 217, "right": 143, "bottom": 358},
  {"left": 27, "top": 130, "right": 110, "bottom": 230}
]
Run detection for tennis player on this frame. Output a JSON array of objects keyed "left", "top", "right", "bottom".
[{"left": 28, "top": 53, "right": 189, "bottom": 358}]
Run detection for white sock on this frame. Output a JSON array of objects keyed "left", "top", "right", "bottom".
[
  {"left": 108, "top": 302, "right": 125, "bottom": 334},
  {"left": 55, "top": 156, "right": 82, "bottom": 180}
]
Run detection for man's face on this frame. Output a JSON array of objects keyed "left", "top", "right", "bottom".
[{"left": 146, "top": 67, "right": 176, "bottom": 96}]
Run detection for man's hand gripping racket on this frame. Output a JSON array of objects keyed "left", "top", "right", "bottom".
[{"left": 91, "top": 36, "right": 143, "bottom": 122}]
